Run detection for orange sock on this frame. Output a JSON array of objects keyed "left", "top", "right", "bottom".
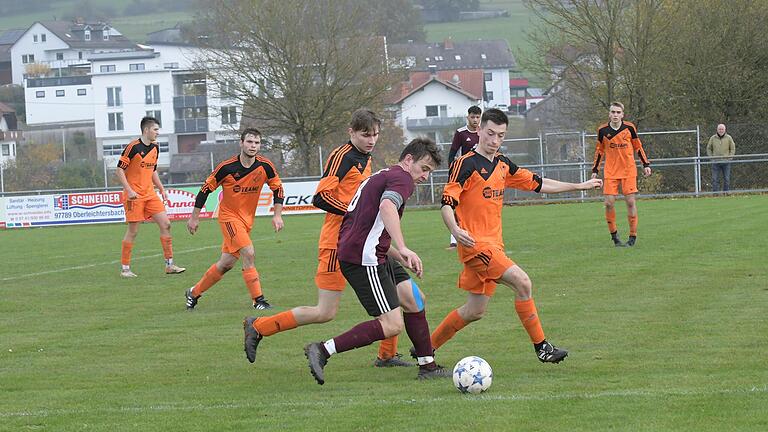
[
  {"left": 191, "top": 264, "right": 223, "bottom": 297},
  {"left": 605, "top": 207, "right": 617, "bottom": 233},
  {"left": 160, "top": 235, "right": 173, "bottom": 260},
  {"left": 121, "top": 241, "right": 133, "bottom": 266},
  {"left": 430, "top": 309, "right": 468, "bottom": 350},
  {"left": 242, "top": 268, "right": 263, "bottom": 300},
  {"left": 377, "top": 335, "right": 399, "bottom": 360},
  {"left": 253, "top": 311, "right": 298, "bottom": 336},
  {"left": 628, "top": 214, "right": 638, "bottom": 236},
  {"left": 515, "top": 298, "right": 545, "bottom": 344}
]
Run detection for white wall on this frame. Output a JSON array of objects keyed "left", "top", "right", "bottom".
[
  {"left": 398, "top": 81, "right": 478, "bottom": 142},
  {"left": 25, "top": 84, "right": 93, "bottom": 125},
  {"left": 10, "top": 23, "right": 69, "bottom": 85},
  {"left": 483, "top": 68, "right": 511, "bottom": 110}
]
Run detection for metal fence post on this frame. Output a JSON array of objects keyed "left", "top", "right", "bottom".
[
  {"left": 318, "top": 146, "right": 323, "bottom": 175},
  {"left": 538, "top": 131, "right": 545, "bottom": 178},
  {"left": 210, "top": 152, "right": 214, "bottom": 172},
  {"left": 579, "top": 130, "right": 586, "bottom": 200},
  {"left": 695, "top": 125, "right": 701, "bottom": 196},
  {"left": 1, "top": 160, "right": 4, "bottom": 193},
  {"left": 103, "top": 158, "right": 108, "bottom": 190}
]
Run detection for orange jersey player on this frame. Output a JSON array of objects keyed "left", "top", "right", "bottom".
[
  {"left": 241, "top": 109, "right": 419, "bottom": 368},
  {"left": 185, "top": 128, "right": 284, "bottom": 310},
  {"left": 591, "top": 101, "right": 652, "bottom": 247},
  {"left": 116, "top": 116, "right": 185, "bottom": 278},
  {"left": 433, "top": 108, "right": 602, "bottom": 364}
]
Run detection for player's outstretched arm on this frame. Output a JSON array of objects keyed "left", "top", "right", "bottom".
[{"left": 539, "top": 177, "right": 603, "bottom": 194}]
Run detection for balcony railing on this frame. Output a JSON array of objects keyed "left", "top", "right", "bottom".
[
  {"left": 175, "top": 118, "right": 209, "bottom": 133},
  {"left": 0, "top": 130, "right": 22, "bottom": 141},
  {"left": 406, "top": 116, "right": 464, "bottom": 130},
  {"left": 173, "top": 95, "right": 207, "bottom": 108},
  {"left": 26, "top": 76, "right": 92, "bottom": 88}
]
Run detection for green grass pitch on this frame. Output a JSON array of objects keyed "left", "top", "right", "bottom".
[{"left": 1, "top": 195, "right": 767, "bottom": 431}]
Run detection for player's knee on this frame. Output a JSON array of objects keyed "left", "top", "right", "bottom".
[
  {"left": 219, "top": 262, "right": 235, "bottom": 273},
  {"left": 464, "top": 308, "right": 485, "bottom": 322},
  {"left": 315, "top": 306, "right": 338, "bottom": 323}
]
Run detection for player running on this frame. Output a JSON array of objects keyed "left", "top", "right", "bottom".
[
  {"left": 430, "top": 108, "right": 602, "bottom": 364},
  {"left": 185, "top": 128, "right": 284, "bottom": 310}
]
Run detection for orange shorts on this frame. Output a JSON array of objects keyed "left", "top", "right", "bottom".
[
  {"left": 124, "top": 195, "right": 166, "bottom": 222},
  {"left": 458, "top": 246, "right": 515, "bottom": 297},
  {"left": 315, "top": 248, "right": 346, "bottom": 291},
  {"left": 219, "top": 220, "right": 252, "bottom": 258},
  {"left": 603, "top": 177, "right": 637, "bottom": 196}
]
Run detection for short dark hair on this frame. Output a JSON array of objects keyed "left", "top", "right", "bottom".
[
  {"left": 480, "top": 108, "right": 508, "bottom": 127},
  {"left": 140, "top": 116, "right": 159, "bottom": 132},
  {"left": 399, "top": 137, "right": 442, "bottom": 167},
  {"left": 240, "top": 128, "right": 261, "bottom": 141},
  {"left": 349, "top": 108, "right": 381, "bottom": 133},
  {"left": 468, "top": 105, "right": 482, "bottom": 115}
]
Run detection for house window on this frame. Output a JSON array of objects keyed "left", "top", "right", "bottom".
[
  {"left": 78, "top": 52, "right": 83, "bottom": 60},
  {"left": 486, "top": 91, "right": 494, "bottom": 101},
  {"left": 130, "top": 63, "right": 145, "bottom": 71},
  {"left": 33, "top": 35, "right": 38, "bottom": 43},
  {"left": 454, "top": 55, "right": 461, "bottom": 61},
  {"left": 41, "top": 34, "right": 46, "bottom": 42},
  {"left": 107, "top": 87, "right": 122, "bottom": 107},
  {"left": 145, "top": 85, "right": 160, "bottom": 104},
  {"left": 1, "top": 144, "right": 10, "bottom": 156},
  {"left": 440, "top": 105, "right": 447, "bottom": 117},
  {"left": 220, "top": 80, "right": 236, "bottom": 98},
  {"left": 163, "top": 62, "right": 179, "bottom": 69},
  {"left": 481, "top": 53, "right": 487, "bottom": 59},
  {"left": 484, "top": 72, "right": 492, "bottom": 81},
  {"left": 84, "top": 30, "right": 91, "bottom": 41},
  {"left": 100, "top": 65, "right": 116, "bottom": 73},
  {"left": 22, "top": 54, "right": 35, "bottom": 64},
  {"left": 221, "top": 106, "right": 237, "bottom": 125},
  {"left": 146, "top": 110, "right": 162, "bottom": 125},
  {"left": 103, "top": 32, "right": 109, "bottom": 41},
  {"left": 56, "top": 53, "right": 64, "bottom": 61},
  {"left": 56, "top": 90, "right": 65, "bottom": 97},
  {"left": 108, "top": 112, "right": 124, "bottom": 131},
  {"left": 425, "top": 105, "right": 438, "bottom": 117},
  {"left": 36, "top": 91, "right": 45, "bottom": 98},
  {"left": 77, "top": 88, "right": 87, "bottom": 96}
]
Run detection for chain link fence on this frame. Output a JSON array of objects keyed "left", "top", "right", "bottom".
[{"left": 2, "top": 126, "right": 768, "bottom": 206}]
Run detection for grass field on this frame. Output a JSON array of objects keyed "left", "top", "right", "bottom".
[{"left": 1, "top": 195, "right": 767, "bottom": 431}]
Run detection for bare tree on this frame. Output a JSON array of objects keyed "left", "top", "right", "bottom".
[{"left": 194, "top": 0, "right": 401, "bottom": 175}]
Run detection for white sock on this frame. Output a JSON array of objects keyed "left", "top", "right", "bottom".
[
  {"left": 165, "top": 258, "right": 173, "bottom": 266},
  {"left": 417, "top": 356, "right": 434, "bottom": 366},
  {"left": 323, "top": 339, "right": 337, "bottom": 356},
  {"left": 122, "top": 265, "right": 130, "bottom": 271}
]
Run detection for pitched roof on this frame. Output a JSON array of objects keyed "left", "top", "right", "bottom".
[
  {"left": 389, "top": 39, "right": 516, "bottom": 72},
  {"left": 35, "top": 21, "right": 138, "bottom": 50},
  {"left": 0, "top": 29, "right": 25, "bottom": 46},
  {"left": 390, "top": 75, "right": 479, "bottom": 105}
]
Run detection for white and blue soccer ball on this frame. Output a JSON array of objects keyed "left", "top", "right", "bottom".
[{"left": 452, "top": 356, "right": 493, "bottom": 394}]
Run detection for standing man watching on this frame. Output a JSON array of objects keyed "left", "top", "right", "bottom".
[
  {"left": 446, "top": 105, "right": 481, "bottom": 249},
  {"left": 591, "top": 102, "right": 651, "bottom": 247},
  {"left": 116, "top": 116, "right": 185, "bottom": 277},
  {"left": 707, "top": 123, "right": 736, "bottom": 193}
]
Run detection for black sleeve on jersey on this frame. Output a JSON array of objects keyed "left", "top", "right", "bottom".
[
  {"left": 312, "top": 193, "right": 345, "bottom": 215},
  {"left": 117, "top": 143, "right": 141, "bottom": 169},
  {"left": 194, "top": 189, "right": 210, "bottom": 209},
  {"left": 628, "top": 124, "right": 638, "bottom": 139},
  {"left": 533, "top": 174, "right": 543, "bottom": 193}
]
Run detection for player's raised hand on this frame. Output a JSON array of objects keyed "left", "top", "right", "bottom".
[
  {"left": 399, "top": 247, "right": 423, "bottom": 278},
  {"left": 272, "top": 215, "right": 284, "bottom": 232}
]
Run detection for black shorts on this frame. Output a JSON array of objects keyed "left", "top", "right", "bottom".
[{"left": 340, "top": 257, "right": 410, "bottom": 317}]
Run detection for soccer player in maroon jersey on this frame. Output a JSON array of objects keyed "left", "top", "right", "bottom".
[
  {"left": 433, "top": 108, "right": 602, "bottom": 364},
  {"left": 240, "top": 109, "right": 413, "bottom": 367},
  {"left": 446, "top": 105, "right": 482, "bottom": 249},
  {"left": 116, "top": 116, "right": 185, "bottom": 277},
  {"left": 301, "top": 138, "right": 448, "bottom": 385}
]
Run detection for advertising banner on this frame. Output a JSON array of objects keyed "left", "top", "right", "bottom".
[
  {"left": 256, "top": 181, "right": 323, "bottom": 216},
  {"left": 0, "top": 196, "right": 5, "bottom": 229}
]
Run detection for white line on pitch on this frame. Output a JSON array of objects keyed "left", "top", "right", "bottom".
[{"left": 1, "top": 385, "right": 765, "bottom": 418}]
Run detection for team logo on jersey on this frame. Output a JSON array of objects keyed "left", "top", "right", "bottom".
[
  {"left": 482, "top": 187, "right": 504, "bottom": 200},
  {"left": 480, "top": 168, "right": 488, "bottom": 174},
  {"left": 466, "top": 137, "right": 472, "bottom": 142},
  {"left": 232, "top": 184, "right": 260, "bottom": 194},
  {"left": 609, "top": 142, "right": 629, "bottom": 149},
  {"left": 140, "top": 161, "right": 157, "bottom": 169}
]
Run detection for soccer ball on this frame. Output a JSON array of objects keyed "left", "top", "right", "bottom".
[{"left": 452, "top": 356, "right": 493, "bottom": 394}]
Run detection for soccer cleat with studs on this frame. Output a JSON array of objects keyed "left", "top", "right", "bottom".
[
  {"left": 252, "top": 296, "right": 273, "bottom": 310},
  {"left": 611, "top": 232, "right": 626, "bottom": 248},
  {"left": 374, "top": 353, "right": 414, "bottom": 367},
  {"left": 304, "top": 342, "right": 329, "bottom": 385},
  {"left": 535, "top": 340, "right": 568, "bottom": 364},
  {"left": 185, "top": 288, "right": 199, "bottom": 310},
  {"left": 417, "top": 364, "right": 451, "bottom": 380},
  {"left": 243, "top": 316, "right": 263, "bottom": 363},
  {"left": 165, "top": 264, "right": 186, "bottom": 274},
  {"left": 626, "top": 235, "right": 637, "bottom": 247}
]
